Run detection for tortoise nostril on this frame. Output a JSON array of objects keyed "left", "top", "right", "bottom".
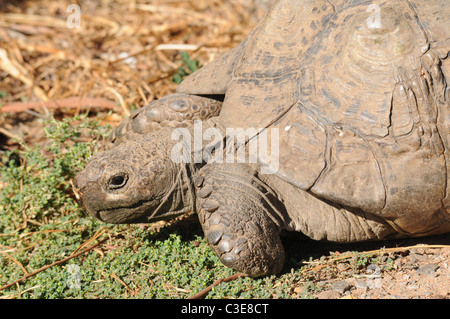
[{"left": 108, "top": 174, "right": 128, "bottom": 189}]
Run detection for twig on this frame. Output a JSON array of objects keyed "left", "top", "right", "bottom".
[
  {"left": 0, "top": 227, "right": 84, "bottom": 239},
  {"left": 0, "top": 285, "right": 41, "bottom": 299},
  {"left": 104, "top": 87, "right": 129, "bottom": 117},
  {"left": 155, "top": 44, "right": 199, "bottom": 51},
  {"left": 0, "top": 239, "right": 106, "bottom": 292},
  {"left": 136, "top": 4, "right": 229, "bottom": 25},
  {"left": 110, "top": 273, "right": 134, "bottom": 294},
  {"left": 0, "top": 97, "right": 117, "bottom": 113},
  {"left": 71, "top": 226, "right": 107, "bottom": 255},
  {"left": 301, "top": 244, "right": 450, "bottom": 274},
  {"left": 18, "top": 227, "right": 85, "bottom": 239},
  {"left": 0, "top": 13, "right": 69, "bottom": 29},
  {"left": 188, "top": 273, "right": 247, "bottom": 299},
  {"left": 4, "top": 253, "right": 28, "bottom": 276},
  {"left": 108, "top": 44, "right": 157, "bottom": 66},
  {"left": 326, "top": 244, "right": 450, "bottom": 263},
  {"left": 0, "top": 48, "right": 48, "bottom": 101},
  {"left": 0, "top": 127, "right": 22, "bottom": 141}
]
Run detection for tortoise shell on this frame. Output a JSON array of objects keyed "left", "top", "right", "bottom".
[{"left": 177, "top": 0, "right": 450, "bottom": 235}]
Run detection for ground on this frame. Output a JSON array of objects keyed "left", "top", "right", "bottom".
[
  {"left": 283, "top": 234, "right": 450, "bottom": 299},
  {"left": 0, "top": 0, "right": 448, "bottom": 299}
]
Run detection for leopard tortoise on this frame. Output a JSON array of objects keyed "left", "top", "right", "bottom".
[{"left": 74, "top": 0, "right": 450, "bottom": 276}]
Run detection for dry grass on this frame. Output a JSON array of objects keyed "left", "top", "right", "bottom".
[
  {"left": 0, "top": 0, "right": 264, "bottom": 133},
  {"left": 1, "top": 2, "right": 450, "bottom": 300}
]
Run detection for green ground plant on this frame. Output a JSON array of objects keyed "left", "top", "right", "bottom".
[
  {"left": 0, "top": 115, "right": 402, "bottom": 299},
  {"left": 172, "top": 51, "right": 201, "bottom": 84},
  {"left": 0, "top": 115, "right": 302, "bottom": 298}
]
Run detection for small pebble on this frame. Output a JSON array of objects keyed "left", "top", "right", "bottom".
[
  {"left": 355, "top": 279, "right": 367, "bottom": 290},
  {"left": 316, "top": 290, "right": 341, "bottom": 299},
  {"left": 336, "top": 263, "right": 347, "bottom": 271},
  {"left": 416, "top": 264, "right": 439, "bottom": 276},
  {"left": 331, "top": 281, "right": 353, "bottom": 294}
]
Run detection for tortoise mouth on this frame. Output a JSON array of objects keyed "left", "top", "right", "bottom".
[
  {"left": 97, "top": 208, "right": 185, "bottom": 224},
  {"left": 74, "top": 173, "right": 177, "bottom": 224},
  {"left": 96, "top": 199, "right": 158, "bottom": 224},
  {"left": 73, "top": 172, "right": 148, "bottom": 222}
]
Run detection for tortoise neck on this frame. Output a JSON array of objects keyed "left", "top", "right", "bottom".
[
  {"left": 164, "top": 118, "right": 225, "bottom": 214},
  {"left": 179, "top": 162, "right": 197, "bottom": 214},
  {"left": 162, "top": 162, "right": 198, "bottom": 217}
]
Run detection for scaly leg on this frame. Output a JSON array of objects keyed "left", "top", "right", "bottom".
[{"left": 195, "top": 164, "right": 285, "bottom": 277}]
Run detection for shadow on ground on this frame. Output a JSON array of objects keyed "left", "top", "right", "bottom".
[
  {"left": 281, "top": 231, "right": 450, "bottom": 273},
  {"left": 142, "top": 211, "right": 449, "bottom": 275}
]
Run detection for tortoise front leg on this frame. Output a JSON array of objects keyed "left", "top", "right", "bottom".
[
  {"left": 195, "top": 164, "right": 285, "bottom": 277},
  {"left": 110, "top": 93, "right": 222, "bottom": 145}
]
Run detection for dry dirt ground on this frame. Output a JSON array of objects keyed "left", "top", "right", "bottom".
[
  {"left": 0, "top": 1, "right": 449, "bottom": 299},
  {"left": 296, "top": 234, "right": 450, "bottom": 299}
]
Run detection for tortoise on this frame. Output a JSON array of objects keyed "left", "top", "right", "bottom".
[{"left": 74, "top": 0, "right": 450, "bottom": 277}]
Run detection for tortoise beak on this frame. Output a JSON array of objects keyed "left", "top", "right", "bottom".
[
  {"left": 71, "top": 181, "right": 90, "bottom": 218},
  {"left": 71, "top": 179, "right": 84, "bottom": 206},
  {"left": 72, "top": 173, "right": 105, "bottom": 220}
]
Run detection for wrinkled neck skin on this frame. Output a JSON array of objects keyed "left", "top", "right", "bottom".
[
  {"left": 156, "top": 162, "right": 197, "bottom": 222},
  {"left": 150, "top": 118, "right": 224, "bottom": 221}
]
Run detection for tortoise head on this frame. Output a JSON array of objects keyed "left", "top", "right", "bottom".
[{"left": 73, "top": 132, "right": 183, "bottom": 224}]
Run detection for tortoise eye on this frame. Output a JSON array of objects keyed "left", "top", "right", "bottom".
[{"left": 108, "top": 174, "right": 128, "bottom": 189}]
